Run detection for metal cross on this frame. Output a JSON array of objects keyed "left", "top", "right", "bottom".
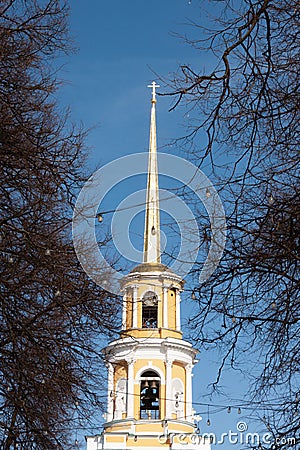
[{"left": 147, "top": 81, "right": 160, "bottom": 102}]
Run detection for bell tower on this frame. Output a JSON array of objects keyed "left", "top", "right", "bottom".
[{"left": 86, "top": 84, "right": 210, "bottom": 450}]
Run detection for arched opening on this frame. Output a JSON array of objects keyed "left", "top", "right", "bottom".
[
  {"left": 140, "top": 370, "right": 160, "bottom": 419},
  {"left": 142, "top": 291, "right": 158, "bottom": 328}
]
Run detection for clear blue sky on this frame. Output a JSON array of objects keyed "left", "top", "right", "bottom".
[
  {"left": 61, "top": 1, "right": 255, "bottom": 447},
  {"left": 60, "top": 0, "right": 207, "bottom": 166}
]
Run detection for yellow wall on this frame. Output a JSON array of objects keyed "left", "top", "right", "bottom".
[
  {"left": 137, "top": 296, "right": 142, "bottom": 328},
  {"left": 106, "top": 435, "right": 124, "bottom": 443},
  {"left": 134, "top": 359, "right": 165, "bottom": 377},
  {"left": 114, "top": 362, "right": 127, "bottom": 384},
  {"left": 128, "top": 436, "right": 165, "bottom": 447},
  {"left": 126, "top": 289, "right": 133, "bottom": 329},
  {"left": 173, "top": 362, "right": 186, "bottom": 416},
  {"left": 167, "top": 288, "right": 176, "bottom": 329}
]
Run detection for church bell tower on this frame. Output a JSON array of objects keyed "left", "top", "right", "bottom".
[{"left": 86, "top": 84, "right": 210, "bottom": 450}]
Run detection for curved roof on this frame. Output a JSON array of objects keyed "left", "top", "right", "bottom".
[{"left": 130, "top": 262, "right": 176, "bottom": 275}]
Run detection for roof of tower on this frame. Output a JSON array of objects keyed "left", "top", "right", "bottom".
[
  {"left": 125, "top": 83, "right": 183, "bottom": 282},
  {"left": 130, "top": 262, "right": 175, "bottom": 274},
  {"left": 143, "top": 81, "right": 161, "bottom": 265}
]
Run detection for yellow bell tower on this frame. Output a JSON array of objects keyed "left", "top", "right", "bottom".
[{"left": 86, "top": 84, "right": 210, "bottom": 450}]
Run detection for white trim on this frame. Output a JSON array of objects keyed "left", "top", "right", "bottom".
[
  {"left": 124, "top": 270, "right": 183, "bottom": 285},
  {"left": 176, "top": 290, "right": 181, "bottom": 331},
  {"left": 139, "top": 286, "right": 160, "bottom": 300},
  {"left": 126, "top": 359, "right": 135, "bottom": 418},
  {"left": 163, "top": 286, "right": 168, "bottom": 328},
  {"left": 104, "top": 338, "right": 197, "bottom": 370},
  {"left": 122, "top": 292, "right": 127, "bottom": 330},
  {"left": 106, "top": 362, "right": 114, "bottom": 422},
  {"left": 165, "top": 359, "right": 173, "bottom": 418},
  {"left": 106, "top": 336, "right": 196, "bottom": 353},
  {"left": 135, "top": 364, "right": 165, "bottom": 384},
  {"left": 185, "top": 363, "right": 193, "bottom": 422},
  {"left": 132, "top": 286, "right": 138, "bottom": 328}
]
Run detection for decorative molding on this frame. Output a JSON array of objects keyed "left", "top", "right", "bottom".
[
  {"left": 124, "top": 271, "right": 183, "bottom": 285},
  {"left": 139, "top": 286, "right": 160, "bottom": 300},
  {"left": 104, "top": 337, "right": 198, "bottom": 368},
  {"left": 186, "top": 363, "right": 194, "bottom": 372},
  {"left": 125, "top": 357, "right": 136, "bottom": 366},
  {"left": 135, "top": 364, "right": 166, "bottom": 384}
]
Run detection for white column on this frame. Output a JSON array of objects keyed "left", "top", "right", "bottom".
[
  {"left": 132, "top": 285, "right": 138, "bottom": 328},
  {"left": 176, "top": 290, "right": 181, "bottom": 331},
  {"left": 165, "top": 359, "right": 173, "bottom": 418},
  {"left": 127, "top": 359, "right": 135, "bottom": 418},
  {"left": 163, "top": 287, "right": 168, "bottom": 328},
  {"left": 185, "top": 363, "right": 193, "bottom": 421},
  {"left": 106, "top": 362, "right": 114, "bottom": 422},
  {"left": 122, "top": 291, "right": 127, "bottom": 330}
]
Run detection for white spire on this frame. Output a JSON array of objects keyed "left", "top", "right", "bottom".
[{"left": 143, "top": 82, "right": 161, "bottom": 264}]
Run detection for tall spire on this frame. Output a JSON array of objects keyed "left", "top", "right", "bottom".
[{"left": 143, "top": 82, "right": 161, "bottom": 264}]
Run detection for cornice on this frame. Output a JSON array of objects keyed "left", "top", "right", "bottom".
[
  {"left": 121, "top": 270, "right": 184, "bottom": 287},
  {"left": 103, "top": 336, "right": 198, "bottom": 362}
]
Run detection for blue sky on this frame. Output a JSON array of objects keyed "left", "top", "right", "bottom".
[
  {"left": 61, "top": 1, "right": 256, "bottom": 447},
  {"left": 60, "top": 0, "right": 207, "bottom": 166}
]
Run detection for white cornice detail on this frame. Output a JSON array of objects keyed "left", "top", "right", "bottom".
[
  {"left": 103, "top": 337, "right": 197, "bottom": 365},
  {"left": 124, "top": 271, "right": 183, "bottom": 284},
  {"left": 135, "top": 364, "right": 165, "bottom": 383}
]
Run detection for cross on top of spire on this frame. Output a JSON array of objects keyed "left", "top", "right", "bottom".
[{"left": 147, "top": 81, "right": 160, "bottom": 103}]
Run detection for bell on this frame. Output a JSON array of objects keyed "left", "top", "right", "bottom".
[
  {"left": 142, "top": 388, "right": 155, "bottom": 401},
  {"left": 143, "top": 380, "right": 149, "bottom": 388},
  {"left": 150, "top": 381, "right": 157, "bottom": 389},
  {"left": 141, "top": 388, "right": 156, "bottom": 408}
]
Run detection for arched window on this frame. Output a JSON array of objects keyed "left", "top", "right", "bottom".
[
  {"left": 142, "top": 291, "right": 158, "bottom": 328},
  {"left": 140, "top": 370, "right": 160, "bottom": 419}
]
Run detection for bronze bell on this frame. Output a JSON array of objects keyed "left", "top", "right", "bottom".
[{"left": 150, "top": 381, "right": 157, "bottom": 389}]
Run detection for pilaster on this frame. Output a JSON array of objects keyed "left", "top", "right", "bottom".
[
  {"left": 106, "top": 362, "right": 114, "bottom": 422},
  {"left": 132, "top": 285, "right": 138, "bottom": 328},
  {"left": 165, "top": 359, "right": 173, "bottom": 419},
  {"left": 185, "top": 363, "right": 193, "bottom": 421},
  {"left": 122, "top": 292, "right": 127, "bottom": 330},
  {"left": 176, "top": 290, "right": 181, "bottom": 331},
  {"left": 126, "top": 358, "right": 135, "bottom": 418},
  {"left": 163, "top": 286, "right": 168, "bottom": 328}
]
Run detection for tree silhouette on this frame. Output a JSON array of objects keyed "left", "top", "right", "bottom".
[
  {"left": 162, "top": 0, "right": 299, "bottom": 447},
  {"left": 0, "top": 1, "right": 120, "bottom": 448}
]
